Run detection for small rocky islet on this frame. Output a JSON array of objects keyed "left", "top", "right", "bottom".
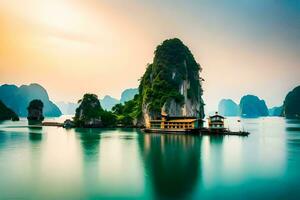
[
  {"left": 73, "top": 94, "right": 103, "bottom": 128},
  {"left": 27, "top": 99, "right": 45, "bottom": 125}
]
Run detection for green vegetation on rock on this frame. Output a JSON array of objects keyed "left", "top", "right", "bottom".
[
  {"left": 74, "top": 94, "right": 117, "bottom": 127},
  {"left": 0, "top": 100, "right": 19, "bottom": 121},
  {"left": 112, "top": 94, "right": 141, "bottom": 127}
]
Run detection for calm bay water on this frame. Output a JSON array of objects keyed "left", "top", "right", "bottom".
[{"left": 0, "top": 116, "right": 300, "bottom": 200}]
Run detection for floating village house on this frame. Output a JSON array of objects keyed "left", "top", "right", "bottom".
[
  {"left": 208, "top": 112, "right": 225, "bottom": 130},
  {"left": 148, "top": 113, "right": 204, "bottom": 132}
]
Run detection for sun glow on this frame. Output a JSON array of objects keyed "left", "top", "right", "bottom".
[{"left": 37, "top": 1, "right": 84, "bottom": 32}]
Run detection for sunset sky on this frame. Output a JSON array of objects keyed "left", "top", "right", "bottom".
[{"left": 0, "top": 0, "right": 299, "bottom": 112}]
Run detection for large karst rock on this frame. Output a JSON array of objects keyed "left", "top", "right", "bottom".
[
  {"left": 283, "top": 85, "right": 300, "bottom": 118},
  {"left": 138, "top": 38, "right": 205, "bottom": 126},
  {"left": 239, "top": 95, "right": 269, "bottom": 117},
  {"left": 74, "top": 94, "right": 103, "bottom": 127}
]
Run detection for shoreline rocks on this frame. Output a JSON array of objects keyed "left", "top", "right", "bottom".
[{"left": 0, "top": 100, "right": 19, "bottom": 121}]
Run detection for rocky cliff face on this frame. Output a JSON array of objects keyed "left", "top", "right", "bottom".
[
  {"left": 283, "top": 85, "right": 300, "bottom": 118},
  {"left": 138, "top": 38, "right": 205, "bottom": 126}
]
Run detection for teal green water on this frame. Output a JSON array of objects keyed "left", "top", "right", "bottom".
[{"left": 0, "top": 117, "right": 300, "bottom": 200}]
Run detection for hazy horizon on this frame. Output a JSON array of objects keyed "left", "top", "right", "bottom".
[{"left": 1, "top": 0, "right": 299, "bottom": 112}]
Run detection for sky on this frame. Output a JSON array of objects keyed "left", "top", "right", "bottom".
[{"left": 0, "top": 0, "right": 299, "bottom": 112}]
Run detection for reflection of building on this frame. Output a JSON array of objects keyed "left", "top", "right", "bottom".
[
  {"left": 147, "top": 114, "right": 204, "bottom": 132},
  {"left": 138, "top": 133, "right": 202, "bottom": 199},
  {"left": 208, "top": 112, "right": 225, "bottom": 130}
]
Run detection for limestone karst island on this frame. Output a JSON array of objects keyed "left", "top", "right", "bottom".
[{"left": 0, "top": 1, "right": 300, "bottom": 199}]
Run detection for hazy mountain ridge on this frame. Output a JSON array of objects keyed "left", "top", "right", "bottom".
[
  {"left": 0, "top": 83, "right": 61, "bottom": 117},
  {"left": 56, "top": 101, "right": 79, "bottom": 115},
  {"left": 100, "top": 95, "right": 120, "bottom": 111},
  {"left": 120, "top": 88, "right": 139, "bottom": 104},
  {"left": 99, "top": 88, "right": 139, "bottom": 111},
  {"left": 57, "top": 88, "right": 139, "bottom": 114},
  {"left": 218, "top": 99, "right": 239, "bottom": 116},
  {"left": 269, "top": 106, "right": 283, "bottom": 116}
]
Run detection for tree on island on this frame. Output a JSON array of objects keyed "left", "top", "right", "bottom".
[
  {"left": 112, "top": 94, "right": 140, "bottom": 127},
  {"left": 27, "top": 99, "right": 44, "bottom": 121}
]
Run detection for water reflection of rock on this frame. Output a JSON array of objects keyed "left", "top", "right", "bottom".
[
  {"left": 29, "top": 132, "right": 42, "bottom": 141},
  {"left": 76, "top": 128, "right": 102, "bottom": 197},
  {"left": 285, "top": 118, "right": 300, "bottom": 197},
  {"left": 76, "top": 128, "right": 101, "bottom": 161},
  {"left": 286, "top": 119, "right": 300, "bottom": 131},
  {"left": 138, "top": 134, "right": 202, "bottom": 199}
]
